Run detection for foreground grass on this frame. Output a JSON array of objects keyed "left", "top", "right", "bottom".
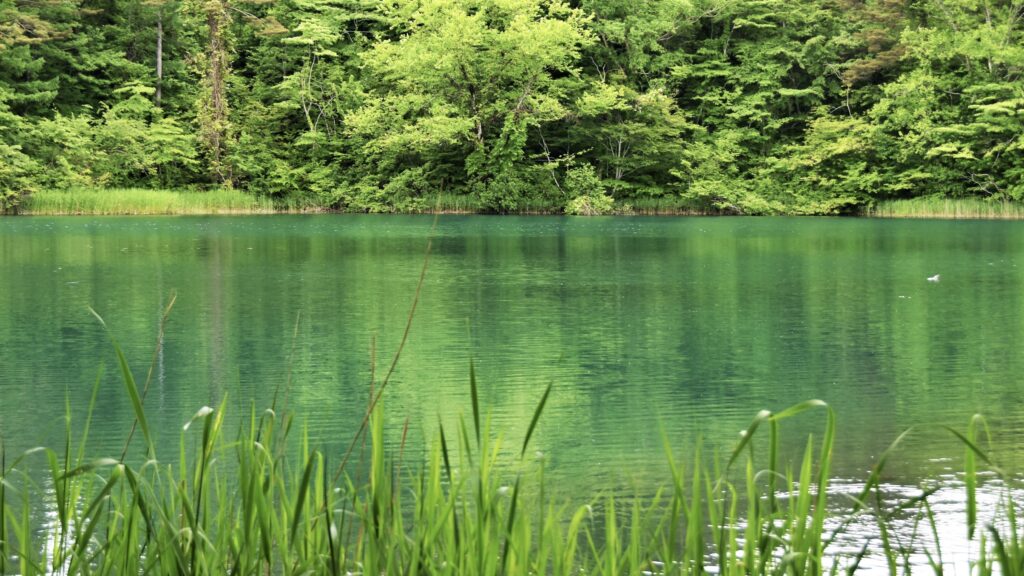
[
  {"left": 0, "top": 294, "right": 1015, "bottom": 575},
  {"left": 22, "top": 188, "right": 277, "bottom": 215},
  {"left": 2, "top": 366, "right": 1022, "bottom": 575},
  {"left": 868, "top": 197, "right": 1024, "bottom": 219}
]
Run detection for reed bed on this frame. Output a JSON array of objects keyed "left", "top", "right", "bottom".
[
  {"left": 423, "top": 193, "right": 486, "bottom": 214},
  {"left": 421, "top": 194, "right": 709, "bottom": 215},
  {"left": 618, "top": 196, "right": 709, "bottom": 216},
  {"left": 867, "top": 197, "right": 1024, "bottom": 220},
  {"left": 22, "top": 188, "right": 276, "bottom": 215},
  {"left": 418, "top": 194, "right": 564, "bottom": 215}
]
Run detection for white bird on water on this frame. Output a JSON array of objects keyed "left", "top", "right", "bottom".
[{"left": 927, "top": 274, "right": 941, "bottom": 282}]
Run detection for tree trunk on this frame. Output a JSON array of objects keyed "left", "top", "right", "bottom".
[
  {"left": 208, "top": 10, "right": 224, "bottom": 168},
  {"left": 198, "top": 0, "right": 231, "bottom": 184},
  {"left": 156, "top": 10, "right": 163, "bottom": 107}
]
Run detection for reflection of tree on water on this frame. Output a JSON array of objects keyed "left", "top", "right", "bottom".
[{"left": 205, "top": 235, "right": 227, "bottom": 407}]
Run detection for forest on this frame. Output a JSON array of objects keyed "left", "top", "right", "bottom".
[{"left": 1, "top": 0, "right": 1022, "bottom": 214}]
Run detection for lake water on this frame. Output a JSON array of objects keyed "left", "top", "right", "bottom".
[{"left": 3, "top": 215, "right": 1024, "bottom": 570}]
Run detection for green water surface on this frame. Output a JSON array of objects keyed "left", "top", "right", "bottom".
[{"left": 2, "top": 215, "right": 1024, "bottom": 493}]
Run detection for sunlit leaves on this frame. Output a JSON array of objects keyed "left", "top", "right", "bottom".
[{"left": 346, "top": 0, "right": 593, "bottom": 209}]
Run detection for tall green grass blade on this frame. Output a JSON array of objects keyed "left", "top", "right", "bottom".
[
  {"left": 292, "top": 450, "right": 319, "bottom": 546},
  {"left": 1006, "top": 491, "right": 1021, "bottom": 575},
  {"left": 771, "top": 399, "right": 828, "bottom": 421},
  {"left": 59, "top": 458, "right": 121, "bottom": 479},
  {"left": 501, "top": 477, "right": 522, "bottom": 576},
  {"left": 812, "top": 407, "right": 836, "bottom": 559},
  {"left": 729, "top": 409, "right": 771, "bottom": 468},
  {"left": 845, "top": 541, "right": 871, "bottom": 576},
  {"left": 842, "top": 427, "right": 915, "bottom": 518},
  {"left": 332, "top": 216, "right": 435, "bottom": 482},
  {"left": 76, "top": 367, "right": 103, "bottom": 471},
  {"left": 945, "top": 425, "right": 994, "bottom": 466},
  {"left": 122, "top": 466, "right": 156, "bottom": 541},
  {"left": 922, "top": 498, "right": 944, "bottom": 575},
  {"left": 90, "top": 308, "right": 155, "bottom": 458},
  {"left": 44, "top": 449, "right": 68, "bottom": 539},
  {"left": 769, "top": 417, "right": 779, "bottom": 518},
  {"left": 470, "top": 359, "right": 481, "bottom": 446},
  {"left": 989, "top": 525, "right": 1012, "bottom": 575},
  {"left": 685, "top": 444, "right": 704, "bottom": 573},
  {"left": 438, "top": 419, "right": 454, "bottom": 482},
  {"left": 121, "top": 292, "right": 176, "bottom": 461},
  {"left": 67, "top": 465, "right": 124, "bottom": 574},
  {"left": 323, "top": 453, "right": 340, "bottom": 576},
  {"left": 521, "top": 383, "right": 552, "bottom": 457},
  {"left": 459, "top": 417, "right": 475, "bottom": 467},
  {"left": 965, "top": 416, "right": 979, "bottom": 540}
]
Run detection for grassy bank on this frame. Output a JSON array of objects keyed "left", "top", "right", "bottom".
[
  {"left": 413, "top": 193, "right": 563, "bottom": 215},
  {"left": 620, "top": 196, "right": 710, "bottom": 216},
  {"left": 14, "top": 188, "right": 1024, "bottom": 218},
  {"left": 416, "top": 194, "right": 710, "bottom": 215},
  {"left": 868, "top": 197, "right": 1024, "bottom": 219},
  {"left": 14, "top": 187, "right": 715, "bottom": 216},
  {"left": 21, "top": 188, "right": 277, "bottom": 215}
]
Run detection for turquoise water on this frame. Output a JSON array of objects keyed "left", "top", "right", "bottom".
[{"left": 2, "top": 215, "right": 1024, "bottom": 499}]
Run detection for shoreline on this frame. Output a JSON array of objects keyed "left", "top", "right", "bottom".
[
  {"left": 14, "top": 209, "right": 1024, "bottom": 220},
  {"left": 8, "top": 189, "right": 1024, "bottom": 219}
]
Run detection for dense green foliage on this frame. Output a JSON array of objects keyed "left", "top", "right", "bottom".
[{"left": 1, "top": 0, "right": 1022, "bottom": 213}]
